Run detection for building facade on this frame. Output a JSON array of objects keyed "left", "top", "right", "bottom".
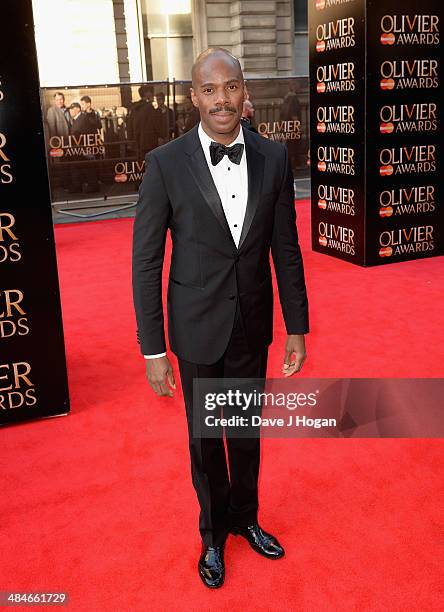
[{"left": 33, "top": 0, "right": 308, "bottom": 87}]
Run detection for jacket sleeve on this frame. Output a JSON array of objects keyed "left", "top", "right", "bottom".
[
  {"left": 271, "top": 144, "right": 309, "bottom": 335},
  {"left": 132, "top": 151, "right": 171, "bottom": 355}
]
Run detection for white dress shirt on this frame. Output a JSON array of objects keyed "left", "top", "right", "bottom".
[{"left": 144, "top": 121, "right": 248, "bottom": 359}]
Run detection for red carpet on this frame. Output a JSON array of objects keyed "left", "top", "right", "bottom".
[{"left": 2, "top": 201, "right": 443, "bottom": 611}]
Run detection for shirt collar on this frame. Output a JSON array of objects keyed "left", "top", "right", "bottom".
[{"left": 198, "top": 121, "right": 244, "bottom": 153}]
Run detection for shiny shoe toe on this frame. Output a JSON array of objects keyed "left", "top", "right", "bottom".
[
  {"left": 198, "top": 545, "right": 225, "bottom": 588},
  {"left": 231, "top": 523, "right": 285, "bottom": 559}
]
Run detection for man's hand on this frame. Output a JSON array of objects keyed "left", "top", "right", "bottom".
[
  {"left": 145, "top": 355, "right": 176, "bottom": 397},
  {"left": 282, "top": 334, "right": 306, "bottom": 377}
]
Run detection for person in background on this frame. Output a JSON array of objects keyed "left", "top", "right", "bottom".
[
  {"left": 46, "top": 91, "right": 71, "bottom": 138},
  {"left": 155, "top": 92, "right": 174, "bottom": 142},
  {"left": 127, "top": 85, "right": 159, "bottom": 159},
  {"left": 80, "top": 95, "right": 102, "bottom": 133},
  {"left": 174, "top": 111, "right": 186, "bottom": 137},
  {"left": 68, "top": 102, "right": 99, "bottom": 193},
  {"left": 241, "top": 99, "right": 258, "bottom": 133},
  {"left": 281, "top": 83, "right": 301, "bottom": 122},
  {"left": 280, "top": 83, "right": 302, "bottom": 170},
  {"left": 68, "top": 102, "right": 85, "bottom": 135},
  {"left": 182, "top": 95, "right": 199, "bottom": 133}
]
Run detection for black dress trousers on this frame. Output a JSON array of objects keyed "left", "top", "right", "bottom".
[{"left": 177, "top": 298, "right": 268, "bottom": 547}]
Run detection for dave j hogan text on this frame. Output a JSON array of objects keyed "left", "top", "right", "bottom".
[{"left": 205, "top": 414, "right": 337, "bottom": 429}]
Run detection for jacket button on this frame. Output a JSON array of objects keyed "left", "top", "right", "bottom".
[{"left": 229, "top": 294, "right": 236, "bottom": 300}]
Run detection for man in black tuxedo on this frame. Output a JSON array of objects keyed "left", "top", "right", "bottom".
[{"left": 132, "top": 48, "right": 309, "bottom": 588}]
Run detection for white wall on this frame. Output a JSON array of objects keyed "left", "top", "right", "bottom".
[{"left": 32, "top": 0, "right": 120, "bottom": 86}]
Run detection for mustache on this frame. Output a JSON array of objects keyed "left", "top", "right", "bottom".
[{"left": 210, "top": 106, "right": 236, "bottom": 114}]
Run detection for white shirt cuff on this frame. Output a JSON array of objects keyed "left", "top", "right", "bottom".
[{"left": 144, "top": 352, "right": 167, "bottom": 359}]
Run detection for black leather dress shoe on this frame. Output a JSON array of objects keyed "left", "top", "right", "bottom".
[
  {"left": 198, "top": 545, "right": 225, "bottom": 588},
  {"left": 231, "top": 523, "right": 285, "bottom": 559}
]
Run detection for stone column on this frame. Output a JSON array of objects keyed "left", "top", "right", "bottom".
[
  {"left": 231, "top": 1, "right": 278, "bottom": 76},
  {"left": 195, "top": 0, "right": 295, "bottom": 77},
  {"left": 112, "top": 0, "right": 131, "bottom": 82}
]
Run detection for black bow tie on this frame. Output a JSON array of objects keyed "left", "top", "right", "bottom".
[{"left": 209, "top": 141, "right": 244, "bottom": 166}]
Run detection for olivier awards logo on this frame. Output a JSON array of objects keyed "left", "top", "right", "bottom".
[
  {"left": 318, "top": 222, "right": 355, "bottom": 254},
  {"left": 380, "top": 15, "right": 439, "bottom": 46},
  {"left": 379, "top": 103, "right": 437, "bottom": 134},
  {"left": 114, "top": 160, "right": 145, "bottom": 183},
  {"left": 0, "top": 212, "right": 21, "bottom": 264},
  {"left": 316, "top": 18, "right": 355, "bottom": 52},
  {"left": 379, "top": 225, "right": 434, "bottom": 257},
  {"left": 380, "top": 59, "right": 438, "bottom": 90},
  {"left": 317, "top": 146, "right": 355, "bottom": 174},
  {"left": 0, "top": 289, "right": 29, "bottom": 339},
  {"left": 0, "top": 361, "right": 36, "bottom": 410},
  {"left": 318, "top": 184, "right": 355, "bottom": 215},
  {"left": 378, "top": 186, "right": 435, "bottom": 218},
  {"left": 49, "top": 134, "right": 104, "bottom": 158},
  {"left": 379, "top": 145, "right": 436, "bottom": 176},
  {"left": 0, "top": 132, "right": 13, "bottom": 184},
  {"left": 257, "top": 120, "right": 301, "bottom": 141},
  {"left": 316, "top": 105, "right": 355, "bottom": 134},
  {"left": 315, "top": 0, "right": 355, "bottom": 10},
  {"left": 316, "top": 62, "right": 355, "bottom": 93}
]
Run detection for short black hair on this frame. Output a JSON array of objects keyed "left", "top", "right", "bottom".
[
  {"left": 80, "top": 95, "right": 92, "bottom": 104},
  {"left": 139, "top": 84, "right": 154, "bottom": 98},
  {"left": 54, "top": 91, "right": 65, "bottom": 99},
  {"left": 69, "top": 102, "right": 81, "bottom": 110}
]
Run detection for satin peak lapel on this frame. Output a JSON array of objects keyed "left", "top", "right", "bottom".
[
  {"left": 184, "top": 128, "right": 237, "bottom": 250},
  {"left": 238, "top": 128, "right": 265, "bottom": 250}
]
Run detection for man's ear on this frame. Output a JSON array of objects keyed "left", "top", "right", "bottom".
[
  {"left": 243, "top": 85, "right": 248, "bottom": 102},
  {"left": 190, "top": 88, "right": 199, "bottom": 108}
]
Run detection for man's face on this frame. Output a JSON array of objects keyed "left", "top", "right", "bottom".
[
  {"left": 69, "top": 107, "right": 80, "bottom": 119},
  {"left": 191, "top": 55, "right": 246, "bottom": 135},
  {"left": 80, "top": 100, "right": 91, "bottom": 112},
  {"left": 156, "top": 94, "right": 165, "bottom": 108},
  {"left": 54, "top": 94, "right": 65, "bottom": 108}
]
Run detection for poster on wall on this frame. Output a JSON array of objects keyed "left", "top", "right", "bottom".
[{"left": 0, "top": 1, "right": 69, "bottom": 425}]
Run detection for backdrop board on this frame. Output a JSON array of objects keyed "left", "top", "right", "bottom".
[
  {"left": 309, "top": 0, "right": 443, "bottom": 266},
  {"left": 40, "top": 77, "right": 310, "bottom": 204},
  {"left": 0, "top": 1, "right": 69, "bottom": 425}
]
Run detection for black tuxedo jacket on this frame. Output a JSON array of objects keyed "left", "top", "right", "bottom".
[{"left": 132, "top": 123, "right": 309, "bottom": 364}]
